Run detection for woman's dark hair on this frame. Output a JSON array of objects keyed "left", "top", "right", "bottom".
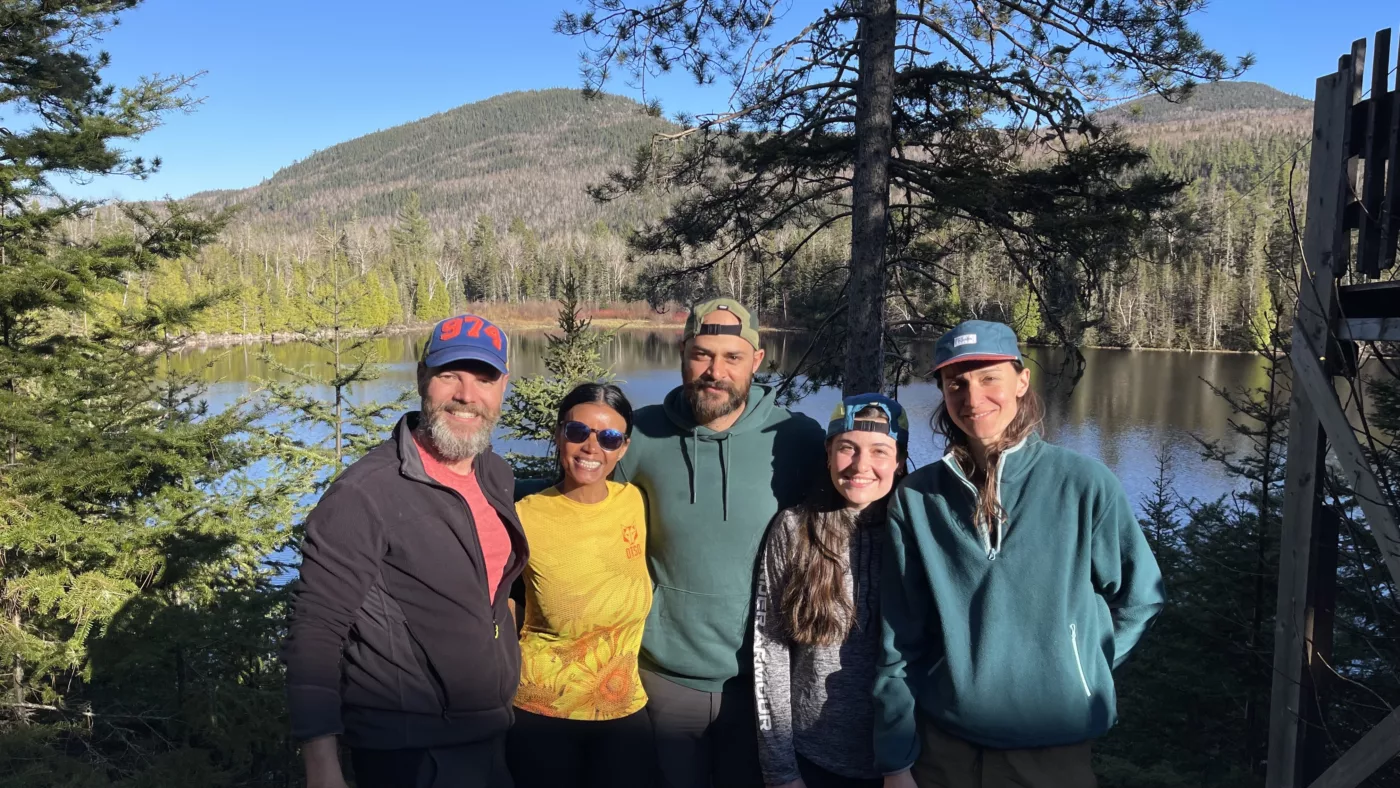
[
  {"left": 933, "top": 360, "right": 1044, "bottom": 539},
  {"left": 554, "top": 382, "right": 634, "bottom": 436},
  {"left": 782, "top": 405, "right": 907, "bottom": 646},
  {"left": 551, "top": 382, "right": 634, "bottom": 484}
]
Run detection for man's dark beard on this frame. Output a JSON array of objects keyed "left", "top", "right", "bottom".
[
  {"left": 685, "top": 375, "right": 750, "bottom": 425},
  {"left": 418, "top": 398, "right": 497, "bottom": 461}
]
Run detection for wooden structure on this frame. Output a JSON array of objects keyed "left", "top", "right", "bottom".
[{"left": 1268, "top": 30, "right": 1400, "bottom": 788}]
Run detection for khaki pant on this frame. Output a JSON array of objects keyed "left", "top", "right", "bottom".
[{"left": 911, "top": 720, "right": 1097, "bottom": 788}]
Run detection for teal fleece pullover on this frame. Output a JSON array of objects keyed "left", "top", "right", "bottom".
[
  {"left": 615, "top": 384, "right": 825, "bottom": 692},
  {"left": 872, "top": 434, "right": 1164, "bottom": 770}
]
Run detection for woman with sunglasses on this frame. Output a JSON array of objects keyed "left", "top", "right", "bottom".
[
  {"left": 505, "top": 382, "right": 654, "bottom": 788},
  {"left": 753, "top": 394, "right": 909, "bottom": 788}
]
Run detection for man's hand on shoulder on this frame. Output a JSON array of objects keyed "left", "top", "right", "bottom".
[{"left": 303, "top": 735, "right": 349, "bottom": 788}]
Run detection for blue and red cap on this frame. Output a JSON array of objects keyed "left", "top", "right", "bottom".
[
  {"left": 933, "top": 319, "right": 1022, "bottom": 373},
  {"left": 422, "top": 314, "right": 509, "bottom": 374}
]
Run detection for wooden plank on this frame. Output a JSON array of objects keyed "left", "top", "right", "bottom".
[
  {"left": 1291, "top": 347, "right": 1400, "bottom": 587},
  {"left": 1266, "top": 64, "right": 1356, "bottom": 788},
  {"left": 1306, "top": 706, "right": 1400, "bottom": 788},
  {"left": 1337, "top": 280, "right": 1400, "bottom": 318},
  {"left": 1385, "top": 38, "right": 1400, "bottom": 270},
  {"left": 1273, "top": 354, "right": 1328, "bottom": 788},
  {"left": 1342, "top": 201, "right": 1362, "bottom": 231},
  {"left": 1337, "top": 317, "right": 1400, "bottom": 340},
  {"left": 1357, "top": 30, "right": 1391, "bottom": 277},
  {"left": 1342, "top": 40, "right": 1365, "bottom": 263},
  {"left": 1300, "top": 504, "right": 1340, "bottom": 785}
]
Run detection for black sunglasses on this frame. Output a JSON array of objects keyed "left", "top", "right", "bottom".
[{"left": 561, "top": 421, "right": 628, "bottom": 451}]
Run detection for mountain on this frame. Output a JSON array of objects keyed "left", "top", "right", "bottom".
[
  {"left": 190, "top": 82, "right": 1311, "bottom": 238},
  {"left": 1100, "top": 80, "right": 1311, "bottom": 124},
  {"left": 190, "top": 89, "right": 677, "bottom": 234},
  {"left": 136, "top": 79, "right": 1319, "bottom": 356}
]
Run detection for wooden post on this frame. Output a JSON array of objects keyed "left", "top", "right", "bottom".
[
  {"left": 1265, "top": 56, "right": 1356, "bottom": 788},
  {"left": 1357, "top": 29, "right": 1390, "bottom": 277},
  {"left": 1383, "top": 36, "right": 1400, "bottom": 272},
  {"left": 1300, "top": 505, "right": 1339, "bottom": 785}
]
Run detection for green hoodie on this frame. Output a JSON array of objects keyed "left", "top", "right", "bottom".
[
  {"left": 872, "top": 434, "right": 1164, "bottom": 770},
  {"left": 615, "top": 383, "right": 825, "bottom": 692}
]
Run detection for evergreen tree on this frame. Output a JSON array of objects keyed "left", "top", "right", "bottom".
[
  {"left": 468, "top": 215, "right": 502, "bottom": 302},
  {"left": 1009, "top": 286, "right": 1044, "bottom": 342},
  {"left": 498, "top": 277, "right": 611, "bottom": 479},
  {"left": 0, "top": 6, "right": 308, "bottom": 782},
  {"left": 261, "top": 225, "right": 411, "bottom": 471},
  {"left": 509, "top": 216, "right": 543, "bottom": 300},
  {"left": 390, "top": 193, "right": 432, "bottom": 322},
  {"left": 360, "top": 268, "right": 398, "bottom": 327}
]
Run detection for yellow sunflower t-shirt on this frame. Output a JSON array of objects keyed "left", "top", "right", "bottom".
[{"left": 513, "top": 481, "right": 651, "bottom": 720}]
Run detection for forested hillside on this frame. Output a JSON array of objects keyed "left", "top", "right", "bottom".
[
  {"left": 89, "top": 84, "right": 1315, "bottom": 352},
  {"left": 1101, "top": 80, "right": 1310, "bottom": 123},
  {"left": 189, "top": 89, "right": 676, "bottom": 233}
]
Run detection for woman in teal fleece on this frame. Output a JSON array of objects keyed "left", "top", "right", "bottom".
[{"left": 873, "top": 320, "right": 1164, "bottom": 788}]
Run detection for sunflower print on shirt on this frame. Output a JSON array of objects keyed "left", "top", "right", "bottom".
[{"left": 514, "top": 482, "right": 652, "bottom": 720}]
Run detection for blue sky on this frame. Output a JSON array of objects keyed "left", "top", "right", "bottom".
[{"left": 67, "top": 0, "right": 1400, "bottom": 201}]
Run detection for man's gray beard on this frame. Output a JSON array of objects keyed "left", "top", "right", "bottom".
[
  {"left": 685, "top": 376, "right": 751, "bottom": 425},
  {"left": 419, "top": 399, "right": 497, "bottom": 461}
]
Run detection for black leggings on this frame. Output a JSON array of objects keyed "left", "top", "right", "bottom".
[
  {"left": 797, "top": 753, "right": 883, "bottom": 788},
  {"left": 505, "top": 707, "right": 656, "bottom": 788}
]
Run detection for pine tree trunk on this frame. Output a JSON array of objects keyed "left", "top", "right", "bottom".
[{"left": 844, "top": 0, "right": 896, "bottom": 395}]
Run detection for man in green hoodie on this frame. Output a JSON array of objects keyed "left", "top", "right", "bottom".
[{"left": 615, "top": 298, "right": 826, "bottom": 788}]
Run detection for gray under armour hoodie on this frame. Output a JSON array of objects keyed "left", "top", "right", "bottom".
[{"left": 753, "top": 506, "right": 884, "bottom": 784}]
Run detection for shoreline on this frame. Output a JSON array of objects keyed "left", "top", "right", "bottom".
[
  {"left": 152, "top": 317, "right": 687, "bottom": 353},
  {"left": 159, "top": 322, "right": 1259, "bottom": 357}
]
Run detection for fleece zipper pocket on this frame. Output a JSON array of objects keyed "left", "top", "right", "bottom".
[
  {"left": 1069, "top": 624, "right": 1092, "bottom": 698},
  {"left": 404, "top": 620, "right": 451, "bottom": 715}
]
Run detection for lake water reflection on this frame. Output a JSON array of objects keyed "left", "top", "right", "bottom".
[{"left": 170, "top": 329, "right": 1265, "bottom": 511}]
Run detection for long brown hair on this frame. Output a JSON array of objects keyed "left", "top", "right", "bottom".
[
  {"left": 933, "top": 360, "right": 1044, "bottom": 539},
  {"left": 782, "top": 406, "right": 906, "bottom": 646}
]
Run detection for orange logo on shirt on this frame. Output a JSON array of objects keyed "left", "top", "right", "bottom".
[{"left": 622, "top": 524, "right": 641, "bottom": 559}]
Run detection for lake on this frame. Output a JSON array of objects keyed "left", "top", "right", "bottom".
[{"left": 170, "top": 328, "right": 1267, "bottom": 513}]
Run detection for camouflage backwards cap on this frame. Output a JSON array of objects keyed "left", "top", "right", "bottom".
[{"left": 683, "top": 297, "right": 760, "bottom": 350}]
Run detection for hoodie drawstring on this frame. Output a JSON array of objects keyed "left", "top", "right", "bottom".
[
  {"left": 719, "top": 436, "right": 731, "bottom": 521},
  {"left": 681, "top": 432, "right": 732, "bottom": 520},
  {"left": 687, "top": 432, "right": 698, "bottom": 505}
]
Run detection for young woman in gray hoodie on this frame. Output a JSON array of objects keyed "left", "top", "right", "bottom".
[{"left": 753, "top": 394, "right": 909, "bottom": 788}]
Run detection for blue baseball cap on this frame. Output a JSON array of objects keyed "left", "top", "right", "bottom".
[
  {"left": 422, "top": 314, "right": 510, "bottom": 374},
  {"left": 827, "top": 393, "right": 909, "bottom": 448},
  {"left": 933, "top": 320, "right": 1022, "bottom": 373}
]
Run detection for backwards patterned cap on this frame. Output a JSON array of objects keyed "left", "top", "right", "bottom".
[{"left": 827, "top": 393, "right": 908, "bottom": 448}]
